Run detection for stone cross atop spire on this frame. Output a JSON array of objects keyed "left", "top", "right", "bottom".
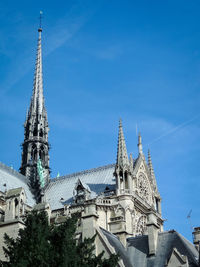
[
  {"left": 29, "top": 28, "right": 45, "bottom": 116},
  {"left": 116, "top": 119, "right": 129, "bottom": 169}
]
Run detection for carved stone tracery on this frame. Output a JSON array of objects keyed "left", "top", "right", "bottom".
[
  {"left": 135, "top": 215, "right": 147, "bottom": 236},
  {"left": 137, "top": 172, "right": 152, "bottom": 205}
]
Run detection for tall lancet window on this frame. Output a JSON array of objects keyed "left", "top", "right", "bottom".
[
  {"left": 31, "top": 144, "right": 37, "bottom": 161},
  {"left": 39, "top": 145, "right": 45, "bottom": 163},
  {"left": 39, "top": 129, "right": 43, "bottom": 137}
]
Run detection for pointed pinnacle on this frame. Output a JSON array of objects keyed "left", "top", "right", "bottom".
[
  {"left": 138, "top": 132, "right": 143, "bottom": 155},
  {"left": 29, "top": 28, "right": 44, "bottom": 116},
  {"left": 116, "top": 119, "right": 129, "bottom": 168},
  {"left": 129, "top": 153, "right": 134, "bottom": 171},
  {"left": 148, "top": 149, "right": 154, "bottom": 174},
  {"left": 148, "top": 149, "right": 158, "bottom": 192}
]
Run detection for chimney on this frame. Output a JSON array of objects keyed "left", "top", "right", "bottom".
[
  {"left": 193, "top": 227, "right": 200, "bottom": 251},
  {"left": 147, "top": 213, "right": 159, "bottom": 256}
]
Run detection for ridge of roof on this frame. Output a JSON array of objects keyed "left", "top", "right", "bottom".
[
  {"left": 0, "top": 162, "right": 27, "bottom": 184},
  {"left": 176, "top": 232, "right": 199, "bottom": 265},
  {"left": 50, "top": 164, "right": 115, "bottom": 183}
]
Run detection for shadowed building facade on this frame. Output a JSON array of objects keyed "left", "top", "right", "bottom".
[{"left": 0, "top": 27, "right": 199, "bottom": 266}]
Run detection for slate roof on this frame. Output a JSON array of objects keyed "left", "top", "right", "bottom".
[
  {"left": 127, "top": 230, "right": 199, "bottom": 267},
  {"left": 100, "top": 227, "right": 132, "bottom": 267},
  {"left": 45, "top": 164, "right": 116, "bottom": 210},
  {"left": 0, "top": 162, "right": 35, "bottom": 206}
]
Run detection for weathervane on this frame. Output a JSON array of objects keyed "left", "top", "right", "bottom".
[{"left": 39, "top": 11, "right": 43, "bottom": 30}]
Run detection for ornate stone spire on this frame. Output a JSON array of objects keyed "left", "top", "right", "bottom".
[
  {"left": 116, "top": 119, "right": 129, "bottom": 169},
  {"left": 29, "top": 28, "right": 46, "bottom": 117},
  {"left": 148, "top": 150, "right": 154, "bottom": 177},
  {"left": 129, "top": 153, "right": 134, "bottom": 172},
  {"left": 114, "top": 120, "right": 132, "bottom": 194},
  {"left": 20, "top": 26, "right": 50, "bottom": 201},
  {"left": 137, "top": 132, "right": 143, "bottom": 155},
  {"left": 148, "top": 149, "right": 158, "bottom": 192}
]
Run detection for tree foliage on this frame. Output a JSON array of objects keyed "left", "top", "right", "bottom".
[{"left": 0, "top": 210, "right": 118, "bottom": 267}]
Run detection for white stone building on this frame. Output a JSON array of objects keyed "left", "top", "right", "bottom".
[{"left": 0, "top": 27, "right": 199, "bottom": 267}]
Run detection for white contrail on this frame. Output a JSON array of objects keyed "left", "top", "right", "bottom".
[{"left": 146, "top": 114, "right": 200, "bottom": 146}]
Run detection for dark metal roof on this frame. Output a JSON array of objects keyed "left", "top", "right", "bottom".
[
  {"left": 0, "top": 162, "right": 35, "bottom": 206},
  {"left": 45, "top": 164, "right": 116, "bottom": 210},
  {"left": 127, "top": 230, "right": 199, "bottom": 267},
  {"left": 100, "top": 227, "right": 132, "bottom": 267}
]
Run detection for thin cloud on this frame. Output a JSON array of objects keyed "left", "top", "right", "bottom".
[
  {"left": 0, "top": 4, "right": 96, "bottom": 96},
  {"left": 93, "top": 44, "right": 123, "bottom": 60},
  {"left": 146, "top": 114, "right": 200, "bottom": 146}
]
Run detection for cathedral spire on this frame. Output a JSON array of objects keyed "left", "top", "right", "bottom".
[
  {"left": 29, "top": 27, "right": 44, "bottom": 116},
  {"left": 116, "top": 119, "right": 129, "bottom": 169},
  {"left": 20, "top": 25, "right": 50, "bottom": 201}
]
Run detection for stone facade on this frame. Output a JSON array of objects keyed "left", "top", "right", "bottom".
[{"left": 0, "top": 27, "right": 199, "bottom": 266}]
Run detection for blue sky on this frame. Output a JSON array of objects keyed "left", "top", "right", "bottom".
[{"left": 0, "top": 0, "right": 199, "bottom": 241}]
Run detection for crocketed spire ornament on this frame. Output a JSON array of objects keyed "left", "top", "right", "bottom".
[
  {"left": 116, "top": 119, "right": 129, "bottom": 169},
  {"left": 29, "top": 27, "right": 45, "bottom": 116},
  {"left": 148, "top": 149, "right": 158, "bottom": 193}
]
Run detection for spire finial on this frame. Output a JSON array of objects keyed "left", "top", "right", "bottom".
[
  {"left": 38, "top": 11, "right": 43, "bottom": 32},
  {"left": 119, "top": 118, "right": 122, "bottom": 127},
  {"left": 138, "top": 132, "right": 143, "bottom": 154},
  {"left": 29, "top": 18, "right": 45, "bottom": 115}
]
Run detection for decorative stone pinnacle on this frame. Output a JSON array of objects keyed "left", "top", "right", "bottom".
[
  {"left": 138, "top": 132, "right": 143, "bottom": 155},
  {"left": 148, "top": 149, "right": 154, "bottom": 175},
  {"left": 148, "top": 149, "right": 158, "bottom": 192},
  {"left": 116, "top": 119, "right": 129, "bottom": 169},
  {"left": 129, "top": 153, "right": 134, "bottom": 172}
]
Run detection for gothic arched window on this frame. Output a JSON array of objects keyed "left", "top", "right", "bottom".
[
  {"left": 33, "top": 127, "right": 37, "bottom": 137},
  {"left": 124, "top": 171, "right": 128, "bottom": 189},
  {"left": 39, "top": 145, "right": 45, "bottom": 163},
  {"left": 39, "top": 129, "right": 43, "bottom": 137},
  {"left": 31, "top": 144, "right": 37, "bottom": 161},
  {"left": 15, "top": 198, "right": 19, "bottom": 218}
]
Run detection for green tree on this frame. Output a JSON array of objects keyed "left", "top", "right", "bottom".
[{"left": 0, "top": 210, "right": 118, "bottom": 267}]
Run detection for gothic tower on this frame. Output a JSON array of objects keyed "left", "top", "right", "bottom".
[{"left": 20, "top": 26, "right": 50, "bottom": 195}]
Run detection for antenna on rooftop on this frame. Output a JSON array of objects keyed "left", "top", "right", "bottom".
[{"left": 186, "top": 209, "right": 194, "bottom": 239}]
